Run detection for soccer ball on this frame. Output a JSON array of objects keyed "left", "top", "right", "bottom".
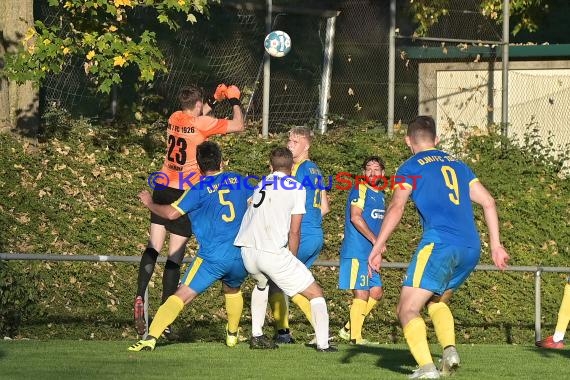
[{"left": 264, "top": 30, "right": 292, "bottom": 58}]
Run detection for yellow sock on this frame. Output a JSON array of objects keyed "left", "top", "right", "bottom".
[
  {"left": 365, "top": 297, "right": 378, "bottom": 316},
  {"left": 344, "top": 297, "right": 378, "bottom": 331},
  {"left": 291, "top": 294, "right": 313, "bottom": 325},
  {"left": 403, "top": 317, "right": 433, "bottom": 367},
  {"left": 225, "top": 291, "right": 243, "bottom": 334},
  {"left": 428, "top": 302, "right": 455, "bottom": 348},
  {"left": 148, "top": 295, "right": 184, "bottom": 339},
  {"left": 269, "top": 292, "right": 289, "bottom": 330},
  {"left": 555, "top": 283, "right": 570, "bottom": 333},
  {"left": 350, "top": 299, "right": 367, "bottom": 340}
]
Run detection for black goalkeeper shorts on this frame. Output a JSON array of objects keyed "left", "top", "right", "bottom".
[{"left": 150, "top": 187, "right": 192, "bottom": 237}]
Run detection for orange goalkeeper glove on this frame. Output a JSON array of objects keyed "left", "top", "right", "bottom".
[
  {"left": 214, "top": 83, "right": 227, "bottom": 102},
  {"left": 206, "top": 83, "right": 227, "bottom": 109},
  {"left": 226, "top": 85, "right": 241, "bottom": 106}
]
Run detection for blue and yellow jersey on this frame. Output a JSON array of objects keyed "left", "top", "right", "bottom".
[
  {"left": 340, "top": 183, "right": 385, "bottom": 259},
  {"left": 292, "top": 160, "right": 324, "bottom": 232},
  {"left": 172, "top": 172, "right": 252, "bottom": 262},
  {"left": 396, "top": 149, "right": 481, "bottom": 248}
]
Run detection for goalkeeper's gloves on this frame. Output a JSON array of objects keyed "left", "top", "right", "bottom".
[
  {"left": 214, "top": 83, "right": 227, "bottom": 102},
  {"left": 226, "top": 85, "right": 241, "bottom": 106},
  {"left": 206, "top": 83, "right": 227, "bottom": 109}
]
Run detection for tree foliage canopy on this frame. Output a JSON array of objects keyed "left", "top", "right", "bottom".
[
  {"left": 3, "top": 0, "right": 216, "bottom": 94},
  {"left": 410, "top": 0, "right": 546, "bottom": 37},
  {"left": 1, "top": 0, "right": 547, "bottom": 94}
]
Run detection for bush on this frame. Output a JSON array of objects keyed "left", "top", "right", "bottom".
[
  {"left": 0, "top": 117, "right": 568, "bottom": 342},
  {"left": 0, "top": 262, "right": 41, "bottom": 337}
]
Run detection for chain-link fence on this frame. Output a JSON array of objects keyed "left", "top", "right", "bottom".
[
  {"left": 394, "top": 0, "right": 504, "bottom": 135},
  {"left": 38, "top": 2, "right": 327, "bottom": 131},
  {"left": 37, "top": 0, "right": 570, "bottom": 159},
  {"left": 330, "top": 0, "right": 388, "bottom": 124},
  {"left": 393, "top": 0, "right": 570, "bottom": 161}
]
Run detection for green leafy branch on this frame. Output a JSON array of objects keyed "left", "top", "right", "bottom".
[
  {"left": 2, "top": 0, "right": 218, "bottom": 93},
  {"left": 409, "top": 0, "right": 546, "bottom": 37}
]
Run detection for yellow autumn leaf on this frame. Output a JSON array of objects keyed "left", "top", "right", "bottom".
[
  {"left": 109, "top": 25, "right": 118, "bottom": 32},
  {"left": 178, "top": 0, "right": 186, "bottom": 6},
  {"left": 113, "top": 56, "right": 126, "bottom": 67},
  {"left": 24, "top": 27, "right": 36, "bottom": 42},
  {"left": 43, "top": 38, "right": 51, "bottom": 45},
  {"left": 114, "top": 0, "right": 132, "bottom": 7},
  {"left": 16, "top": 213, "right": 30, "bottom": 224},
  {"left": 62, "top": 47, "right": 70, "bottom": 55},
  {"left": 86, "top": 50, "right": 96, "bottom": 60}
]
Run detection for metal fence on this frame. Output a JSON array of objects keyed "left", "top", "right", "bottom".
[
  {"left": 391, "top": 0, "right": 570, "bottom": 159},
  {"left": 36, "top": 1, "right": 570, "bottom": 157},
  {"left": 1, "top": 252, "right": 568, "bottom": 342}
]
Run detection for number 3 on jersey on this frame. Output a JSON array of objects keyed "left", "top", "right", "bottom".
[
  {"left": 441, "top": 166, "right": 460, "bottom": 205},
  {"left": 218, "top": 190, "right": 235, "bottom": 222},
  {"left": 167, "top": 136, "right": 187, "bottom": 165}
]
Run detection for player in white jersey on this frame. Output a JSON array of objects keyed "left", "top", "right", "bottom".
[{"left": 234, "top": 147, "right": 336, "bottom": 352}]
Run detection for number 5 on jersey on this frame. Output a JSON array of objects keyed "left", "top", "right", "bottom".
[{"left": 218, "top": 190, "right": 235, "bottom": 222}]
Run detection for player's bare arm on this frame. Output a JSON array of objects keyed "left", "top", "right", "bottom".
[
  {"left": 225, "top": 85, "right": 245, "bottom": 133},
  {"left": 288, "top": 213, "right": 303, "bottom": 256},
  {"left": 138, "top": 190, "right": 183, "bottom": 220},
  {"left": 226, "top": 105, "right": 244, "bottom": 132},
  {"left": 368, "top": 187, "right": 411, "bottom": 272},
  {"left": 320, "top": 190, "right": 330, "bottom": 217},
  {"left": 350, "top": 204, "right": 376, "bottom": 244},
  {"left": 469, "top": 181, "right": 510, "bottom": 270}
]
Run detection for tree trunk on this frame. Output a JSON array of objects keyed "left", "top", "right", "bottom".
[
  {"left": 0, "top": 0, "right": 39, "bottom": 138},
  {"left": 0, "top": 0, "right": 10, "bottom": 132}
]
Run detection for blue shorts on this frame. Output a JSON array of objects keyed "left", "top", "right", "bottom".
[
  {"left": 180, "top": 256, "right": 247, "bottom": 294},
  {"left": 338, "top": 258, "right": 383, "bottom": 290},
  {"left": 297, "top": 232, "right": 324, "bottom": 269},
  {"left": 403, "top": 241, "right": 480, "bottom": 295}
]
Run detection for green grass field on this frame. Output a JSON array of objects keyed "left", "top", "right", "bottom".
[{"left": 1, "top": 340, "right": 569, "bottom": 379}]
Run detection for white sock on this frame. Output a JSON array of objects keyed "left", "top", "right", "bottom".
[
  {"left": 310, "top": 297, "right": 329, "bottom": 349},
  {"left": 553, "top": 331, "right": 565, "bottom": 342},
  {"left": 251, "top": 286, "right": 269, "bottom": 337}
]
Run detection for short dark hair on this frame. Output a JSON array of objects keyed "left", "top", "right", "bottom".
[
  {"left": 362, "top": 156, "right": 385, "bottom": 171},
  {"left": 196, "top": 141, "right": 222, "bottom": 173},
  {"left": 407, "top": 116, "right": 436, "bottom": 142},
  {"left": 289, "top": 126, "right": 314, "bottom": 144},
  {"left": 178, "top": 85, "right": 204, "bottom": 110},
  {"left": 270, "top": 147, "right": 293, "bottom": 172}
]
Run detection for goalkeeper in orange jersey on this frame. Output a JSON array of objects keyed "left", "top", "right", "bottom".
[{"left": 133, "top": 84, "right": 244, "bottom": 338}]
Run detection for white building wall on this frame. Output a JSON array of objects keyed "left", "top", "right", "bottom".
[{"left": 418, "top": 61, "right": 570, "bottom": 157}]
